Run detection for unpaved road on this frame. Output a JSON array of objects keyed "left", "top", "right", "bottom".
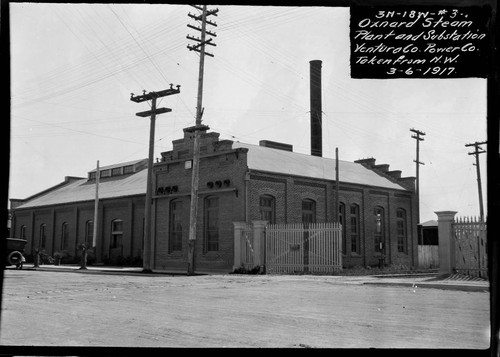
[{"left": 0, "top": 269, "right": 490, "bottom": 348}]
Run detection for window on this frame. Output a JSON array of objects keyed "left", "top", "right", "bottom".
[
  {"left": 61, "top": 222, "right": 69, "bottom": 250},
  {"left": 89, "top": 172, "right": 96, "bottom": 180},
  {"left": 302, "top": 199, "right": 316, "bottom": 224},
  {"left": 85, "top": 220, "right": 94, "bottom": 246},
  {"left": 123, "top": 165, "right": 134, "bottom": 174},
  {"left": 111, "top": 167, "right": 122, "bottom": 176},
  {"left": 397, "top": 209, "right": 407, "bottom": 253},
  {"left": 111, "top": 219, "right": 123, "bottom": 249},
  {"left": 39, "top": 224, "right": 47, "bottom": 250},
  {"left": 169, "top": 200, "right": 183, "bottom": 253},
  {"left": 100, "top": 169, "right": 111, "bottom": 178},
  {"left": 350, "top": 204, "right": 360, "bottom": 254},
  {"left": 260, "top": 195, "right": 275, "bottom": 224},
  {"left": 20, "top": 225, "right": 26, "bottom": 240},
  {"left": 338, "top": 202, "right": 346, "bottom": 254},
  {"left": 374, "top": 207, "right": 385, "bottom": 253},
  {"left": 204, "top": 197, "right": 219, "bottom": 252}
]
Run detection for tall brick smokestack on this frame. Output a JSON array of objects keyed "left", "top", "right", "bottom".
[{"left": 310, "top": 60, "right": 322, "bottom": 157}]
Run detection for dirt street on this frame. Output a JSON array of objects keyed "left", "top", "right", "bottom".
[{"left": 0, "top": 269, "right": 490, "bottom": 349}]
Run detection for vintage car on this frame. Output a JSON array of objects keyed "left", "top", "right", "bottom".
[{"left": 5, "top": 238, "right": 27, "bottom": 269}]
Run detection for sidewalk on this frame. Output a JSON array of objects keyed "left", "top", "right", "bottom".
[
  {"left": 363, "top": 273, "right": 490, "bottom": 292},
  {"left": 15, "top": 263, "right": 490, "bottom": 292}
]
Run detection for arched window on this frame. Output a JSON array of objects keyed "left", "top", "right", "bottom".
[
  {"left": 374, "top": 207, "right": 385, "bottom": 253},
  {"left": 85, "top": 220, "right": 93, "bottom": 246},
  {"left": 397, "top": 209, "right": 407, "bottom": 253},
  {"left": 39, "top": 224, "right": 47, "bottom": 250},
  {"left": 338, "top": 202, "right": 346, "bottom": 254},
  {"left": 302, "top": 199, "right": 316, "bottom": 224},
  {"left": 61, "top": 222, "right": 69, "bottom": 250},
  {"left": 20, "top": 225, "right": 26, "bottom": 240},
  {"left": 111, "top": 219, "right": 123, "bottom": 249},
  {"left": 350, "top": 204, "right": 360, "bottom": 254},
  {"left": 169, "top": 200, "right": 183, "bottom": 253},
  {"left": 259, "top": 195, "right": 276, "bottom": 224},
  {"left": 204, "top": 197, "right": 219, "bottom": 252}
]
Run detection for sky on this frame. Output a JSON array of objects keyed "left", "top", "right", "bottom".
[{"left": 9, "top": 3, "right": 488, "bottom": 224}]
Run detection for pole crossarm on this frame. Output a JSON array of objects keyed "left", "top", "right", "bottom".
[
  {"left": 188, "top": 12, "right": 218, "bottom": 26},
  {"left": 187, "top": 35, "right": 216, "bottom": 46},
  {"left": 136, "top": 108, "right": 172, "bottom": 117},
  {"left": 188, "top": 46, "right": 215, "bottom": 57},
  {"left": 465, "top": 140, "right": 487, "bottom": 221},
  {"left": 187, "top": 24, "right": 217, "bottom": 37},
  {"left": 130, "top": 85, "right": 181, "bottom": 103},
  {"left": 466, "top": 141, "right": 487, "bottom": 155}
]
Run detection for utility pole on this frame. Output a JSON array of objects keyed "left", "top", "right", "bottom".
[
  {"left": 335, "top": 147, "right": 339, "bottom": 222},
  {"left": 131, "top": 85, "right": 181, "bottom": 273},
  {"left": 410, "top": 128, "right": 425, "bottom": 243},
  {"left": 80, "top": 160, "right": 100, "bottom": 270},
  {"left": 92, "top": 160, "right": 100, "bottom": 249},
  {"left": 465, "top": 141, "right": 487, "bottom": 221},
  {"left": 186, "top": 5, "right": 218, "bottom": 276}
]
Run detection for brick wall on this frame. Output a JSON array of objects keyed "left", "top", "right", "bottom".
[
  {"left": 153, "top": 128, "right": 248, "bottom": 272},
  {"left": 247, "top": 172, "right": 417, "bottom": 269},
  {"left": 11, "top": 196, "right": 146, "bottom": 264}
]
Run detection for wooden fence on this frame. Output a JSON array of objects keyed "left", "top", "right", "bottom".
[
  {"left": 453, "top": 217, "right": 487, "bottom": 279},
  {"left": 417, "top": 245, "right": 439, "bottom": 269},
  {"left": 265, "top": 222, "right": 342, "bottom": 274}
]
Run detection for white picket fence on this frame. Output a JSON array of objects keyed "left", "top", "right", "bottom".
[
  {"left": 265, "top": 222, "right": 342, "bottom": 274},
  {"left": 453, "top": 217, "right": 487, "bottom": 279}
]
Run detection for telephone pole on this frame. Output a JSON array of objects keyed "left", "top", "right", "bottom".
[
  {"left": 130, "top": 85, "right": 180, "bottom": 273},
  {"left": 410, "top": 128, "right": 425, "bottom": 238},
  {"left": 465, "top": 141, "right": 487, "bottom": 221},
  {"left": 80, "top": 160, "right": 100, "bottom": 270},
  {"left": 186, "top": 5, "right": 218, "bottom": 275}
]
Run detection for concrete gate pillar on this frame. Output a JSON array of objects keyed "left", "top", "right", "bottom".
[
  {"left": 435, "top": 211, "right": 457, "bottom": 274},
  {"left": 252, "top": 220, "right": 268, "bottom": 270},
  {"left": 233, "top": 222, "right": 246, "bottom": 271}
]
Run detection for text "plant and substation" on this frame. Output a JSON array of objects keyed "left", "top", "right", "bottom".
[{"left": 350, "top": 7, "right": 489, "bottom": 78}]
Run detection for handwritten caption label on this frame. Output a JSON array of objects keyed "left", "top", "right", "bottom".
[{"left": 350, "top": 6, "right": 490, "bottom": 78}]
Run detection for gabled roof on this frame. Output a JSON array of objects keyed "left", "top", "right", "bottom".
[
  {"left": 232, "top": 142, "right": 409, "bottom": 191},
  {"left": 420, "top": 220, "right": 438, "bottom": 227},
  {"left": 16, "top": 164, "right": 148, "bottom": 210},
  {"left": 15, "top": 141, "right": 409, "bottom": 210}
]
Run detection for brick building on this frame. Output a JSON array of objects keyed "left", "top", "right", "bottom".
[
  {"left": 9, "top": 159, "right": 148, "bottom": 264},
  {"left": 152, "top": 125, "right": 418, "bottom": 272},
  {"left": 9, "top": 60, "right": 418, "bottom": 272},
  {"left": 9, "top": 128, "right": 418, "bottom": 271}
]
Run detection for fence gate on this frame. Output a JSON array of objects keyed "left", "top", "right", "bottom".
[
  {"left": 453, "top": 217, "right": 487, "bottom": 279},
  {"left": 265, "top": 222, "right": 342, "bottom": 274},
  {"left": 240, "top": 225, "right": 255, "bottom": 270}
]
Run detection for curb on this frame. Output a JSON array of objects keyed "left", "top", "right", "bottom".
[
  {"left": 17, "top": 265, "right": 200, "bottom": 277},
  {"left": 363, "top": 281, "right": 489, "bottom": 293}
]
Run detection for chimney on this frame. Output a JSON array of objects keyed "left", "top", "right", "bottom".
[{"left": 310, "top": 60, "right": 322, "bottom": 157}]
